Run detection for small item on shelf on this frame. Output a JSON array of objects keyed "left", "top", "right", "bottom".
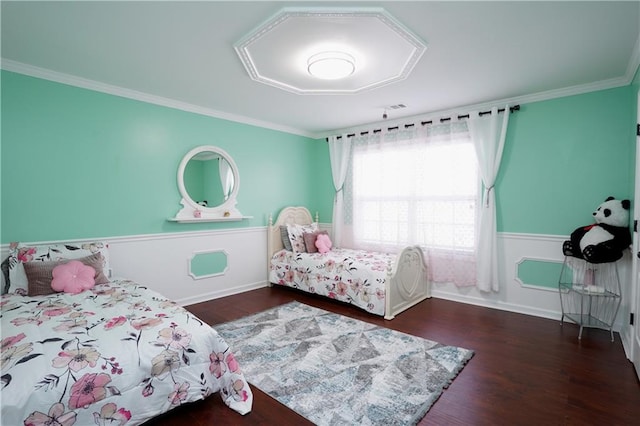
[
  {"left": 572, "top": 284, "right": 605, "bottom": 293},
  {"left": 224, "top": 211, "right": 230, "bottom": 217},
  {"left": 193, "top": 209, "right": 202, "bottom": 218}
]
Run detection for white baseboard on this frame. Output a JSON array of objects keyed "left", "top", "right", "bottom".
[
  {"left": 430, "top": 288, "right": 562, "bottom": 321},
  {"left": 175, "top": 280, "right": 269, "bottom": 307}
]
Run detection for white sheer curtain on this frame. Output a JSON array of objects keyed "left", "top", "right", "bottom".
[
  {"left": 342, "top": 120, "right": 478, "bottom": 287},
  {"left": 328, "top": 134, "right": 352, "bottom": 247},
  {"left": 467, "top": 106, "right": 510, "bottom": 292}
]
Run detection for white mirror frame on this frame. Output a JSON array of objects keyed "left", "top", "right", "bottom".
[{"left": 171, "top": 145, "right": 246, "bottom": 222}]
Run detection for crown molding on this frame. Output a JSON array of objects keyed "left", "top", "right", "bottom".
[
  {"left": 312, "top": 36, "right": 640, "bottom": 139},
  {"left": 318, "top": 74, "right": 633, "bottom": 140},
  {"left": 625, "top": 34, "right": 640, "bottom": 82},
  {"left": 0, "top": 59, "right": 315, "bottom": 139},
  {"left": 317, "top": 34, "right": 640, "bottom": 140},
  {"left": 2, "top": 55, "right": 637, "bottom": 142}
]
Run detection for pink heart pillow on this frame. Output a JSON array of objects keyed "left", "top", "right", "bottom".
[
  {"left": 51, "top": 260, "right": 96, "bottom": 294},
  {"left": 315, "top": 234, "right": 333, "bottom": 254}
]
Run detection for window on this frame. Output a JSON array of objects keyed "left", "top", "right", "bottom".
[{"left": 345, "top": 124, "right": 478, "bottom": 285}]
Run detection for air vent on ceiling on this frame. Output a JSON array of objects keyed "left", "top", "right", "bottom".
[{"left": 388, "top": 104, "right": 406, "bottom": 109}]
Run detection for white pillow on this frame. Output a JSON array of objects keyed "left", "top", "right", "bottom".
[
  {"left": 286, "top": 223, "right": 319, "bottom": 254},
  {"left": 8, "top": 241, "right": 110, "bottom": 294}
]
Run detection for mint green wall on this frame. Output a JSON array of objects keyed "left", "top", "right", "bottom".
[
  {"left": 3, "top": 70, "right": 635, "bottom": 243},
  {"left": 1, "top": 71, "right": 334, "bottom": 243},
  {"left": 497, "top": 86, "right": 634, "bottom": 235}
]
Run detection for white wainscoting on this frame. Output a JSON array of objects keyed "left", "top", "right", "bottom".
[
  {"left": 108, "top": 227, "right": 270, "bottom": 306},
  {"left": 1, "top": 227, "right": 270, "bottom": 306},
  {"left": 1, "top": 229, "right": 631, "bottom": 333},
  {"left": 431, "top": 232, "right": 632, "bottom": 333}
]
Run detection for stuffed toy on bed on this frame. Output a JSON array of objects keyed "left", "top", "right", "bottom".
[
  {"left": 562, "top": 196, "right": 631, "bottom": 264},
  {"left": 315, "top": 233, "right": 333, "bottom": 254}
]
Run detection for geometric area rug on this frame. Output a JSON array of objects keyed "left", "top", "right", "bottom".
[{"left": 215, "top": 301, "right": 474, "bottom": 425}]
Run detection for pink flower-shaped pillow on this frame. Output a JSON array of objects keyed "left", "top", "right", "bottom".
[
  {"left": 315, "top": 233, "right": 333, "bottom": 254},
  {"left": 51, "top": 260, "right": 96, "bottom": 294}
]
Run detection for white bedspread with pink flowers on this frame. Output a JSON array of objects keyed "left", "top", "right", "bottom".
[
  {"left": 1, "top": 278, "right": 252, "bottom": 425},
  {"left": 269, "top": 248, "right": 394, "bottom": 316}
]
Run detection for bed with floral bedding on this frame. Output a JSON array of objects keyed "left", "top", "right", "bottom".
[
  {"left": 1, "top": 242, "right": 252, "bottom": 425},
  {"left": 267, "top": 206, "right": 431, "bottom": 320}
]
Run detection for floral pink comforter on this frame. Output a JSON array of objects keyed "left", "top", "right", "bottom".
[
  {"left": 1, "top": 279, "right": 252, "bottom": 425},
  {"left": 269, "top": 248, "right": 394, "bottom": 316}
]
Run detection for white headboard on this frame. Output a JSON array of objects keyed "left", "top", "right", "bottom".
[{"left": 267, "top": 206, "right": 318, "bottom": 270}]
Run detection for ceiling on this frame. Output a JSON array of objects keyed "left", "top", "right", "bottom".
[{"left": 2, "top": 1, "right": 639, "bottom": 139}]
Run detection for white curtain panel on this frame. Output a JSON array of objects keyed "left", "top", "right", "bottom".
[
  {"left": 468, "top": 106, "right": 510, "bottom": 292},
  {"left": 328, "top": 134, "right": 352, "bottom": 247}
]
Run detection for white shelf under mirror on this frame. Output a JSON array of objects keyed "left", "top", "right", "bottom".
[{"left": 168, "top": 214, "right": 253, "bottom": 224}]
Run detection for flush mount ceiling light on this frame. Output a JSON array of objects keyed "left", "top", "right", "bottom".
[
  {"left": 307, "top": 51, "right": 355, "bottom": 80},
  {"left": 234, "top": 7, "right": 427, "bottom": 94}
]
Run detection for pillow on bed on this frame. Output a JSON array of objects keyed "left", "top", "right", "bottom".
[
  {"left": 279, "top": 226, "right": 293, "bottom": 251},
  {"left": 23, "top": 253, "right": 109, "bottom": 296},
  {"left": 8, "top": 241, "right": 110, "bottom": 294},
  {"left": 303, "top": 230, "right": 329, "bottom": 253},
  {"left": 287, "top": 222, "right": 319, "bottom": 254}
]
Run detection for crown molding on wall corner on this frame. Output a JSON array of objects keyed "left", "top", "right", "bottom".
[
  {"left": 625, "top": 34, "right": 640, "bottom": 83},
  {"left": 0, "top": 59, "right": 316, "bottom": 139}
]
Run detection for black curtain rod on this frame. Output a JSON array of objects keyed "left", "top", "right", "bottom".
[{"left": 329, "top": 104, "right": 520, "bottom": 140}]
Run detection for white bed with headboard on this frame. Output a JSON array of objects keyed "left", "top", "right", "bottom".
[{"left": 267, "top": 206, "right": 431, "bottom": 320}]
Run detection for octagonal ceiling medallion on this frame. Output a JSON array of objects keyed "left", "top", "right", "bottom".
[{"left": 234, "top": 7, "right": 427, "bottom": 95}]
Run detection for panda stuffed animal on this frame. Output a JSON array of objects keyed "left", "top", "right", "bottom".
[{"left": 562, "top": 196, "right": 631, "bottom": 264}]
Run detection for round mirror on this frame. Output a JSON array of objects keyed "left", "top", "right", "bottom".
[
  {"left": 174, "top": 146, "right": 243, "bottom": 221},
  {"left": 183, "top": 152, "right": 235, "bottom": 208}
]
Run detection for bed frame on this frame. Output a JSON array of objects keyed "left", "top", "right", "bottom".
[{"left": 267, "top": 206, "right": 431, "bottom": 320}]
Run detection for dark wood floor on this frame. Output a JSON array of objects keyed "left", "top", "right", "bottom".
[{"left": 145, "top": 286, "right": 640, "bottom": 426}]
